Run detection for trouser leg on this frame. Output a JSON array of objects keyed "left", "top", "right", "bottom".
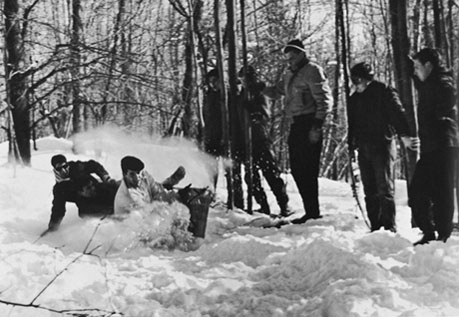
[
  {"left": 432, "top": 148, "right": 457, "bottom": 240},
  {"left": 409, "top": 157, "right": 435, "bottom": 235},
  {"left": 254, "top": 146, "right": 289, "bottom": 212},
  {"left": 288, "top": 121, "right": 322, "bottom": 217},
  {"left": 358, "top": 145, "right": 380, "bottom": 231},
  {"left": 226, "top": 159, "right": 244, "bottom": 209},
  {"left": 245, "top": 166, "right": 270, "bottom": 214}
]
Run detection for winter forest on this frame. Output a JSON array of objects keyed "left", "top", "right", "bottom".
[
  {"left": 1, "top": 0, "right": 457, "bottom": 175},
  {"left": 2, "top": 0, "right": 459, "bottom": 316}
]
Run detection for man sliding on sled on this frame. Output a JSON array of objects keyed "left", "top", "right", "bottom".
[
  {"left": 114, "top": 156, "right": 212, "bottom": 240},
  {"left": 47, "top": 154, "right": 185, "bottom": 232}
]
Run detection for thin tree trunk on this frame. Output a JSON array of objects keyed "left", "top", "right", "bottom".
[
  {"left": 4, "top": 0, "right": 31, "bottom": 165},
  {"left": 214, "top": 0, "right": 233, "bottom": 208},
  {"left": 226, "top": 0, "right": 240, "bottom": 210},
  {"left": 71, "top": 0, "right": 82, "bottom": 133},
  {"left": 240, "top": 0, "right": 253, "bottom": 213},
  {"left": 412, "top": 0, "right": 422, "bottom": 54}
]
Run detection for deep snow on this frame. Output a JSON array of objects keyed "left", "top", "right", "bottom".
[{"left": 1, "top": 130, "right": 459, "bottom": 317}]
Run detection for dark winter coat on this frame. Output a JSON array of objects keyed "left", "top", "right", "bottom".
[
  {"left": 240, "top": 81, "right": 271, "bottom": 147},
  {"left": 415, "top": 68, "right": 459, "bottom": 154},
  {"left": 203, "top": 88, "right": 244, "bottom": 158},
  {"left": 348, "top": 80, "right": 413, "bottom": 148},
  {"left": 50, "top": 160, "right": 118, "bottom": 227},
  {"left": 203, "top": 89, "right": 223, "bottom": 155}
]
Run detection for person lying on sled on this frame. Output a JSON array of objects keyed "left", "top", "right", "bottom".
[
  {"left": 114, "top": 156, "right": 186, "bottom": 215},
  {"left": 114, "top": 155, "right": 212, "bottom": 239}
]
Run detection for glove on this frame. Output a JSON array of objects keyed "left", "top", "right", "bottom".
[
  {"left": 401, "top": 136, "right": 420, "bottom": 151},
  {"left": 177, "top": 184, "right": 192, "bottom": 204},
  {"left": 308, "top": 127, "right": 322, "bottom": 144}
]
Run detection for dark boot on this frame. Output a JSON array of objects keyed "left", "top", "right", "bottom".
[
  {"left": 162, "top": 166, "right": 186, "bottom": 190},
  {"left": 255, "top": 200, "right": 271, "bottom": 215},
  {"left": 279, "top": 205, "right": 294, "bottom": 217},
  {"left": 413, "top": 232, "right": 436, "bottom": 246},
  {"left": 291, "top": 214, "right": 322, "bottom": 224}
]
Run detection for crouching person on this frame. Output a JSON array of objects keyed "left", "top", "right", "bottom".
[
  {"left": 48, "top": 154, "right": 120, "bottom": 232},
  {"left": 114, "top": 156, "right": 212, "bottom": 244}
]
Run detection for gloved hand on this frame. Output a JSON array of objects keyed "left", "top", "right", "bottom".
[
  {"left": 401, "top": 136, "right": 420, "bottom": 151},
  {"left": 308, "top": 127, "right": 322, "bottom": 144},
  {"left": 177, "top": 184, "right": 192, "bottom": 204}
]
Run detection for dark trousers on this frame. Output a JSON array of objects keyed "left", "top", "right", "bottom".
[
  {"left": 226, "top": 157, "right": 244, "bottom": 209},
  {"left": 358, "top": 140, "right": 396, "bottom": 231},
  {"left": 288, "top": 115, "right": 322, "bottom": 217},
  {"left": 244, "top": 146, "right": 289, "bottom": 213},
  {"left": 409, "top": 148, "right": 457, "bottom": 239}
]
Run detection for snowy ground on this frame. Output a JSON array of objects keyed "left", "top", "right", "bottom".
[{"left": 1, "top": 130, "right": 459, "bottom": 317}]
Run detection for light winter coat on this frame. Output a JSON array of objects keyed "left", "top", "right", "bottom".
[{"left": 114, "top": 170, "right": 178, "bottom": 215}]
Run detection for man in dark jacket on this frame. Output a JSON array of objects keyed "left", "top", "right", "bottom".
[
  {"left": 48, "top": 154, "right": 119, "bottom": 231},
  {"left": 203, "top": 69, "right": 244, "bottom": 209},
  {"left": 410, "top": 48, "right": 459, "bottom": 245},
  {"left": 348, "top": 62, "right": 418, "bottom": 232},
  {"left": 238, "top": 66, "right": 291, "bottom": 216}
]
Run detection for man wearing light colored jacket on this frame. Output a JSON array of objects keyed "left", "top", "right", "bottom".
[{"left": 277, "top": 39, "right": 333, "bottom": 224}]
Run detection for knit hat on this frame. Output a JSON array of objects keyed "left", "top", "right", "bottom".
[
  {"left": 206, "top": 68, "right": 219, "bottom": 79},
  {"left": 283, "top": 39, "right": 305, "bottom": 54},
  {"left": 350, "top": 62, "right": 374, "bottom": 81},
  {"left": 238, "top": 65, "right": 256, "bottom": 78},
  {"left": 121, "top": 156, "right": 144, "bottom": 174},
  {"left": 51, "top": 154, "right": 67, "bottom": 168}
]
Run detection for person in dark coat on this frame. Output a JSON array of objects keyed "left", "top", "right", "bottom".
[
  {"left": 48, "top": 154, "right": 120, "bottom": 231},
  {"left": 410, "top": 48, "right": 459, "bottom": 245},
  {"left": 203, "top": 69, "right": 244, "bottom": 209},
  {"left": 348, "top": 62, "right": 418, "bottom": 232},
  {"left": 237, "top": 66, "right": 291, "bottom": 216}
]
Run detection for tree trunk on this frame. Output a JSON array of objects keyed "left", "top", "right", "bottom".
[
  {"left": 4, "top": 0, "right": 31, "bottom": 165},
  {"left": 389, "top": 0, "right": 419, "bottom": 226},
  {"left": 181, "top": 4, "right": 200, "bottom": 138},
  {"left": 214, "top": 0, "right": 233, "bottom": 208},
  {"left": 71, "top": 0, "right": 83, "bottom": 134},
  {"left": 226, "top": 0, "right": 241, "bottom": 210},
  {"left": 239, "top": 0, "right": 253, "bottom": 213}
]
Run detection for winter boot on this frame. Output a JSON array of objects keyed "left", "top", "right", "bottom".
[
  {"left": 413, "top": 232, "right": 436, "bottom": 246},
  {"left": 254, "top": 200, "right": 271, "bottom": 215},
  {"left": 162, "top": 166, "right": 186, "bottom": 190}
]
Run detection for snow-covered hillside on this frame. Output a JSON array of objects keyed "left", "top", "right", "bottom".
[{"left": 1, "top": 130, "right": 458, "bottom": 317}]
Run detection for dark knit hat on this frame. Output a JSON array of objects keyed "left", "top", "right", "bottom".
[
  {"left": 412, "top": 48, "right": 442, "bottom": 68},
  {"left": 238, "top": 65, "right": 256, "bottom": 78},
  {"left": 206, "top": 68, "right": 219, "bottom": 79},
  {"left": 350, "top": 62, "right": 374, "bottom": 81},
  {"left": 51, "top": 154, "right": 67, "bottom": 167},
  {"left": 121, "top": 156, "right": 144, "bottom": 174},
  {"left": 283, "top": 39, "right": 305, "bottom": 54}
]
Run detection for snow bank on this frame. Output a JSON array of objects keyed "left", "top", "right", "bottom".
[{"left": 1, "top": 130, "right": 459, "bottom": 316}]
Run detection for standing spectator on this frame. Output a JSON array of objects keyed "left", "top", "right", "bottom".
[
  {"left": 348, "top": 62, "right": 418, "bottom": 232},
  {"left": 267, "top": 39, "right": 333, "bottom": 224},
  {"left": 410, "top": 48, "right": 459, "bottom": 245},
  {"left": 238, "top": 66, "right": 291, "bottom": 216},
  {"left": 203, "top": 69, "right": 244, "bottom": 209}
]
